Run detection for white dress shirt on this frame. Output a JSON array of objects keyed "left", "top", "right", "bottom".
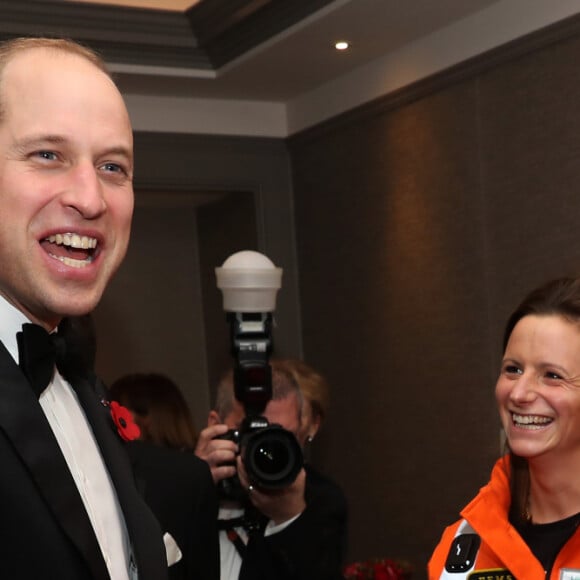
[
  {"left": 218, "top": 504, "right": 301, "bottom": 580},
  {"left": 0, "top": 297, "right": 135, "bottom": 580}
]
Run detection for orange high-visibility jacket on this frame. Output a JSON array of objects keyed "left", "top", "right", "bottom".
[{"left": 428, "top": 455, "right": 580, "bottom": 580}]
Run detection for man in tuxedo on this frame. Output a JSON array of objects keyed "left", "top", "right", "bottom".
[
  {"left": 0, "top": 37, "right": 167, "bottom": 579},
  {"left": 195, "top": 366, "right": 347, "bottom": 580}
]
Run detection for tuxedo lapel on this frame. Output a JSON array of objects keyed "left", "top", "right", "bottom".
[
  {"left": 0, "top": 343, "right": 109, "bottom": 580},
  {"left": 72, "top": 374, "right": 168, "bottom": 580}
]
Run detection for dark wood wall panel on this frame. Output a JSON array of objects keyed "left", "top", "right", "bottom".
[
  {"left": 288, "top": 19, "right": 580, "bottom": 579},
  {"left": 290, "top": 81, "right": 496, "bottom": 573},
  {"left": 478, "top": 34, "right": 580, "bottom": 354}
]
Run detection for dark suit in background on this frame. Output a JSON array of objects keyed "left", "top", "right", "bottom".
[
  {"left": 240, "top": 465, "right": 347, "bottom": 580},
  {"left": 127, "top": 440, "right": 220, "bottom": 580}
]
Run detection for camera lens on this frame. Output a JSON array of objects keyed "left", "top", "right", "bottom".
[
  {"left": 255, "top": 438, "right": 292, "bottom": 475},
  {"left": 244, "top": 425, "right": 303, "bottom": 489}
]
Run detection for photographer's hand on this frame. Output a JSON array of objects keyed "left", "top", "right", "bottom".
[
  {"left": 194, "top": 424, "right": 238, "bottom": 483},
  {"left": 237, "top": 457, "right": 307, "bottom": 525}
]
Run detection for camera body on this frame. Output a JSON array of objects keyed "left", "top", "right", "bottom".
[{"left": 217, "top": 311, "right": 303, "bottom": 500}]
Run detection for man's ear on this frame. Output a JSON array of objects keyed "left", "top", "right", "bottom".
[
  {"left": 207, "top": 410, "right": 222, "bottom": 427},
  {"left": 310, "top": 414, "right": 322, "bottom": 438}
]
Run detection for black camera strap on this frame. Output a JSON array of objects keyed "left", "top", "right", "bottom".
[
  {"left": 218, "top": 506, "right": 266, "bottom": 558},
  {"left": 217, "top": 516, "right": 248, "bottom": 558},
  {"left": 226, "top": 528, "right": 247, "bottom": 559}
]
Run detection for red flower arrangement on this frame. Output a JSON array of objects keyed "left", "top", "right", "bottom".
[
  {"left": 343, "top": 558, "right": 412, "bottom": 580},
  {"left": 107, "top": 400, "right": 141, "bottom": 441}
]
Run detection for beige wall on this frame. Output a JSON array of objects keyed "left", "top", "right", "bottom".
[
  {"left": 93, "top": 194, "right": 211, "bottom": 429},
  {"left": 92, "top": 135, "right": 301, "bottom": 434}
]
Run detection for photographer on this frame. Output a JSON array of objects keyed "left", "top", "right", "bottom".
[{"left": 195, "top": 366, "right": 347, "bottom": 580}]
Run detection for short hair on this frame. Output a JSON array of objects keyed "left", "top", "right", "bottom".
[
  {"left": 0, "top": 37, "right": 111, "bottom": 123},
  {"left": 109, "top": 373, "right": 198, "bottom": 451},
  {"left": 271, "top": 358, "right": 330, "bottom": 423},
  {"left": 214, "top": 365, "right": 303, "bottom": 421}
]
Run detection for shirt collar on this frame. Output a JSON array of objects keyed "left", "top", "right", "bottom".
[{"left": 0, "top": 295, "right": 38, "bottom": 364}]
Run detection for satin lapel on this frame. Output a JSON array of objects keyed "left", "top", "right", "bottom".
[
  {"left": 72, "top": 374, "right": 168, "bottom": 580},
  {"left": 0, "top": 343, "right": 109, "bottom": 580}
]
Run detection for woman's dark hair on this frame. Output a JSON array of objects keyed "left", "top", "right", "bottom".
[
  {"left": 109, "top": 373, "right": 197, "bottom": 451},
  {"left": 504, "top": 277, "right": 580, "bottom": 523},
  {"left": 503, "top": 277, "right": 580, "bottom": 349}
]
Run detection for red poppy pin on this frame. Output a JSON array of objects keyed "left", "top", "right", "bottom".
[{"left": 107, "top": 400, "right": 141, "bottom": 441}]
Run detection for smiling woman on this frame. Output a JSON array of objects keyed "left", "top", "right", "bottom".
[{"left": 429, "top": 277, "right": 580, "bottom": 580}]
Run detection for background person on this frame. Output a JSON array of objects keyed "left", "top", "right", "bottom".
[
  {"left": 270, "top": 358, "right": 330, "bottom": 448},
  {"left": 429, "top": 276, "right": 580, "bottom": 579},
  {"left": 110, "top": 372, "right": 220, "bottom": 580},
  {"left": 0, "top": 36, "right": 167, "bottom": 579},
  {"left": 110, "top": 372, "right": 198, "bottom": 450},
  {"left": 195, "top": 365, "right": 347, "bottom": 580}
]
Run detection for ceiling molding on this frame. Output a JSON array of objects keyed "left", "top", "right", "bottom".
[
  {"left": 186, "top": 0, "right": 335, "bottom": 67},
  {"left": 0, "top": 0, "right": 335, "bottom": 71},
  {"left": 0, "top": 0, "right": 210, "bottom": 68}
]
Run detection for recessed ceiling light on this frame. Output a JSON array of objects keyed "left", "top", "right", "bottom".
[{"left": 335, "top": 41, "right": 349, "bottom": 51}]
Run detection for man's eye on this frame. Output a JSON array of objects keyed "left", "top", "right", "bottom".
[
  {"left": 101, "top": 162, "right": 126, "bottom": 174},
  {"left": 34, "top": 151, "right": 58, "bottom": 161},
  {"left": 545, "top": 371, "right": 562, "bottom": 380}
]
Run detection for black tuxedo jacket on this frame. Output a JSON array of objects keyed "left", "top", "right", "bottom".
[
  {"left": 239, "top": 464, "right": 348, "bottom": 580},
  {"left": 0, "top": 342, "right": 168, "bottom": 580},
  {"left": 126, "top": 441, "right": 220, "bottom": 580}
]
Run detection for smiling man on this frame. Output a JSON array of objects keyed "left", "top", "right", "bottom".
[{"left": 0, "top": 37, "right": 167, "bottom": 579}]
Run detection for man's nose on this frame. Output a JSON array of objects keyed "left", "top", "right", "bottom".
[{"left": 61, "top": 162, "right": 107, "bottom": 218}]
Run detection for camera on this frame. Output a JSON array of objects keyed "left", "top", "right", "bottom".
[{"left": 216, "top": 310, "right": 303, "bottom": 500}]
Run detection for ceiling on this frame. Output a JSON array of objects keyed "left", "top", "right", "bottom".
[
  {"left": 1, "top": 0, "right": 504, "bottom": 103},
  {"left": 71, "top": 0, "right": 200, "bottom": 9}
]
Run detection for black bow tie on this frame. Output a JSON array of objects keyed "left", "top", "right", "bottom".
[{"left": 16, "top": 323, "right": 67, "bottom": 398}]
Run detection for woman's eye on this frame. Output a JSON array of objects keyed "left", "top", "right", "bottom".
[
  {"left": 504, "top": 365, "right": 522, "bottom": 375},
  {"left": 545, "top": 371, "right": 562, "bottom": 381}
]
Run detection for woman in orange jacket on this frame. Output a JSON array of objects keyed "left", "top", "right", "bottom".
[{"left": 429, "top": 277, "right": 580, "bottom": 580}]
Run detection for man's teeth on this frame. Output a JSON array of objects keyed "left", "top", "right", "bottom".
[
  {"left": 45, "top": 233, "right": 97, "bottom": 268},
  {"left": 46, "top": 233, "right": 97, "bottom": 249},
  {"left": 52, "top": 255, "right": 91, "bottom": 268},
  {"left": 512, "top": 413, "right": 553, "bottom": 429}
]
